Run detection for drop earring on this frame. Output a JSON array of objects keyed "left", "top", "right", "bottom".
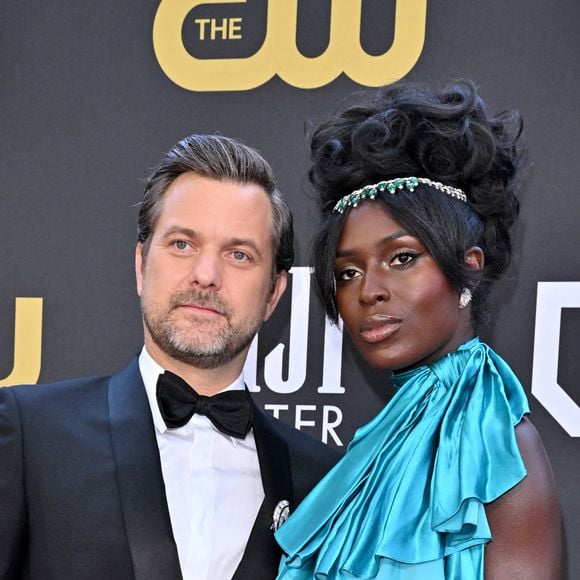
[{"left": 459, "top": 288, "right": 472, "bottom": 310}]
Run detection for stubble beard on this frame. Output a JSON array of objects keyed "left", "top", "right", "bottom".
[{"left": 142, "top": 288, "right": 267, "bottom": 370}]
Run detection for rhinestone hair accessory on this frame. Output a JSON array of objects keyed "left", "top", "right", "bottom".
[{"left": 332, "top": 177, "right": 467, "bottom": 214}]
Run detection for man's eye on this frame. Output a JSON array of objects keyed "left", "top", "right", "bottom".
[
  {"left": 173, "top": 240, "right": 189, "bottom": 251},
  {"left": 232, "top": 250, "right": 249, "bottom": 261}
]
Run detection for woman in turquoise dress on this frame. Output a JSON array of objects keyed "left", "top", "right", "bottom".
[{"left": 275, "top": 81, "right": 561, "bottom": 579}]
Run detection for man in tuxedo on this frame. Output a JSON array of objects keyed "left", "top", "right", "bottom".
[{"left": 0, "top": 134, "right": 341, "bottom": 580}]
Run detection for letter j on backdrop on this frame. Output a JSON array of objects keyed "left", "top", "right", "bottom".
[
  {"left": 153, "top": 0, "right": 427, "bottom": 91},
  {"left": 0, "top": 298, "right": 43, "bottom": 387}
]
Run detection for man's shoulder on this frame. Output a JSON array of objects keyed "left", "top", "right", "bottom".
[
  {"left": 0, "top": 360, "right": 145, "bottom": 439},
  {"left": 5, "top": 374, "right": 110, "bottom": 400},
  {"left": 1, "top": 359, "right": 140, "bottom": 405},
  {"left": 0, "top": 377, "right": 113, "bottom": 428}
]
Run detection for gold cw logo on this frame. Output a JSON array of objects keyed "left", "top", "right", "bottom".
[
  {"left": 0, "top": 298, "right": 43, "bottom": 387},
  {"left": 153, "top": 0, "right": 427, "bottom": 91}
]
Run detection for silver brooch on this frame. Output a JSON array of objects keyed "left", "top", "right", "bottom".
[{"left": 271, "top": 499, "right": 290, "bottom": 532}]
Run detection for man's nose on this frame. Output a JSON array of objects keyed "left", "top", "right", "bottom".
[{"left": 188, "top": 251, "right": 222, "bottom": 289}]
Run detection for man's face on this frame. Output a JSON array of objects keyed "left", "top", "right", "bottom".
[{"left": 136, "top": 172, "right": 286, "bottom": 370}]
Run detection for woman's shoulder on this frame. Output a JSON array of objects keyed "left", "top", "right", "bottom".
[{"left": 484, "top": 417, "right": 561, "bottom": 579}]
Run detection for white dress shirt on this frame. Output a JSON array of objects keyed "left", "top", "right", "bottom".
[{"left": 139, "top": 348, "right": 264, "bottom": 580}]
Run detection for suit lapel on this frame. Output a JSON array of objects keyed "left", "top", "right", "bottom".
[
  {"left": 233, "top": 404, "right": 294, "bottom": 580},
  {"left": 108, "top": 359, "right": 183, "bottom": 580}
]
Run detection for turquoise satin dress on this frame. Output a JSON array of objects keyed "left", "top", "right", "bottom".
[{"left": 275, "top": 338, "right": 529, "bottom": 579}]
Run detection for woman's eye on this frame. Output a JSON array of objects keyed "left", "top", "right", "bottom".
[
  {"left": 337, "top": 268, "right": 362, "bottom": 281},
  {"left": 390, "top": 252, "right": 417, "bottom": 266}
]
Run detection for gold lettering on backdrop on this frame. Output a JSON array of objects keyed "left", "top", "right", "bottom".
[
  {"left": 0, "top": 298, "right": 43, "bottom": 387},
  {"left": 229, "top": 17, "right": 242, "bottom": 39},
  {"left": 194, "top": 18, "right": 211, "bottom": 40},
  {"left": 194, "top": 17, "right": 243, "bottom": 40},
  {"left": 153, "top": 0, "right": 427, "bottom": 91}
]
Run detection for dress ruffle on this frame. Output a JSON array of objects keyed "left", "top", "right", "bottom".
[{"left": 275, "top": 339, "right": 529, "bottom": 579}]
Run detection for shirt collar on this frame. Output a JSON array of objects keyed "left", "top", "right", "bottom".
[{"left": 138, "top": 346, "right": 246, "bottom": 439}]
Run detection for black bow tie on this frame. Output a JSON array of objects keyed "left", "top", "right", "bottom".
[{"left": 156, "top": 371, "right": 254, "bottom": 439}]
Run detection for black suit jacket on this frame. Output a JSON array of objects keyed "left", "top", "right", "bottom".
[{"left": 0, "top": 359, "right": 341, "bottom": 580}]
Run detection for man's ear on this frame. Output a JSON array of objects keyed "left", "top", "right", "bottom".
[
  {"left": 263, "top": 271, "right": 288, "bottom": 322},
  {"left": 135, "top": 243, "right": 145, "bottom": 297},
  {"left": 465, "top": 246, "right": 485, "bottom": 272}
]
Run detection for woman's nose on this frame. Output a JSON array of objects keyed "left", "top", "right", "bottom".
[{"left": 358, "top": 268, "right": 390, "bottom": 306}]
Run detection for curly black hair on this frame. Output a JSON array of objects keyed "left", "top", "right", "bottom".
[{"left": 310, "top": 80, "right": 525, "bottom": 330}]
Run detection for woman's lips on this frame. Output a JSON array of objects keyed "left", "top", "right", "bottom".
[{"left": 359, "top": 315, "right": 402, "bottom": 343}]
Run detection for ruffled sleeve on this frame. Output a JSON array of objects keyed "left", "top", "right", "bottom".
[{"left": 275, "top": 339, "right": 529, "bottom": 579}]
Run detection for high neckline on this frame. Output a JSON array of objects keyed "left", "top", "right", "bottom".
[{"left": 391, "top": 336, "right": 480, "bottom": 390}]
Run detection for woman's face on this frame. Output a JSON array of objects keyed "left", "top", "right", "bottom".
[{"left": 334, "top": 202, "right": 474, "bottom": 372}]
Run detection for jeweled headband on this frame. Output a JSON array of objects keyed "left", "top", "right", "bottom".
[{"left": 332, "top": 177, "right": 467, "bottom": 214}]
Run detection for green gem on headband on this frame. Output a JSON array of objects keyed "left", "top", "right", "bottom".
[{"left": 332, "top": 177, "right": 468, "bottom": 214}]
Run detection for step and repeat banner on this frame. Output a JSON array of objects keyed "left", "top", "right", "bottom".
[{"left": 1, "top": 0, "right": 579, "bottom": 576}]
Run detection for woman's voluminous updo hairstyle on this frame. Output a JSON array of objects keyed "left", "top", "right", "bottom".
[{"left": 310, "top": 80, "right": 525, "bottom": 330}]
